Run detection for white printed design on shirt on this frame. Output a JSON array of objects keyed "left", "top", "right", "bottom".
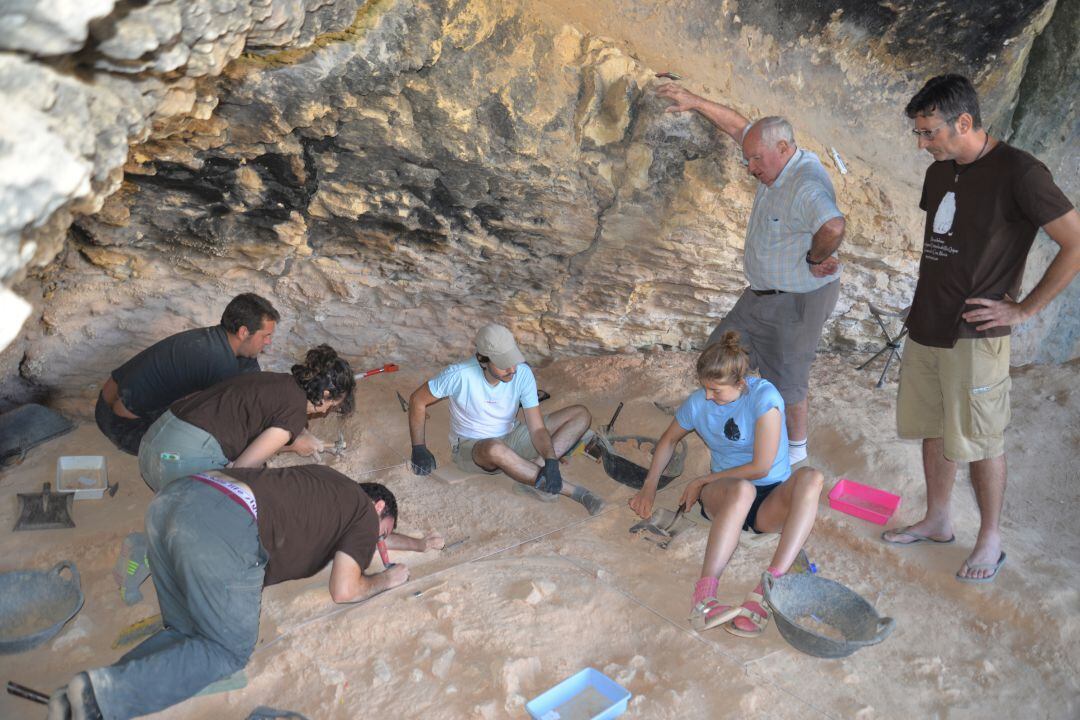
[
  {"left": 933, "top": 191, "right": 956, "bottom": 235},
  {"left": 924, "top": 191, "right": 961, "bottom": 262}
]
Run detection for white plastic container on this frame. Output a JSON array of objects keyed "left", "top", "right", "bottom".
[{"left": 56, "top": 456, "right": 109, "bottom": 500}]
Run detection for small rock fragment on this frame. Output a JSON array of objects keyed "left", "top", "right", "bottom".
[{"left": 432, "top": 648, "right": 456, "bottom": 679}]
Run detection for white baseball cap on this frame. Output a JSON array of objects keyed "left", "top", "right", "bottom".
[{"left": 474, "top": 324, "right": 526, "bottom": 368}]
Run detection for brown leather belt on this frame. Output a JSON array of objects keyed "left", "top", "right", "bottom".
[{"left": 751, "top": 288, "right": 786, "bottom": 296}]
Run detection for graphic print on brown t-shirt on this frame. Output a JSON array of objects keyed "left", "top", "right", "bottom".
[
  {"left": 170, "top": 372, "right": 309, "bottom": 459},
  {"left": 906, "top": 142, "right": 1074, "bottom": 348}
]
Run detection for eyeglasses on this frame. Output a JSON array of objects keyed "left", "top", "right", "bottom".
[{"left": 911, "top": 122, "right": 950, "bottom": 140}]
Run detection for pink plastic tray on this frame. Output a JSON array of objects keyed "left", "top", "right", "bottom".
[{"left": 827, "top": 477, "right": 901, "bottom": 525}]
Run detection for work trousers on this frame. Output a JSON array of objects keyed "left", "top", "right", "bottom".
[{"left": 87, "top": 478, "right": 266, "bottom": 719}]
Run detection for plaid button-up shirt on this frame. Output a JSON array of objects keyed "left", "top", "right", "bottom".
[{"left": 743, "top": 149, "right": 843, "bottom": 293}]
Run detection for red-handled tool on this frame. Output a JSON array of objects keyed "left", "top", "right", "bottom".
[
  {"left": 355, "top": 363, "right": 399, "bottom": 381},
  {"left": 377, "top": 540, "right": 392, "bottom": 568}
]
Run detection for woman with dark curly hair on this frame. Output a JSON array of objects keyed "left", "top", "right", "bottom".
[{"left": 137, "top": 345, "right": 355, "bottom": 491}]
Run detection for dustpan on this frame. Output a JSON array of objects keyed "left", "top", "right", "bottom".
[{"left": 14, "top": 484, "right": 75, "bottom": 531}]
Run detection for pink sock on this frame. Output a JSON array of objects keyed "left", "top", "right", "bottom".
[
  {"left": 732, "top": 573, "right": 777, "bottom": 633},
  {"left": 693, "top": 576, "right": 719, "bottom": 606},
  {"left": 739, "top": 569, "right": 780, "bottom": 621}
]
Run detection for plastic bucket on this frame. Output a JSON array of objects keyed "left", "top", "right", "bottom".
[
  {"left": 0, "top": 561, "right": 84, "bottom": 654},
  {"left": 762, "top": 571, "right": 894, "bottom": 659}
]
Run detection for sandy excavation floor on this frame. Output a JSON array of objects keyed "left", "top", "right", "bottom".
[{"left": 1, "top": 350, "right": 1078, "bottom": 719}]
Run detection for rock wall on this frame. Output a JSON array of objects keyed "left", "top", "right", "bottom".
[
  {"left": 1, "top": 0, "right": 1076, "bottom": 404},
  {"left": 1008, "top": 0, "right": 1080, "bottom": 364}
]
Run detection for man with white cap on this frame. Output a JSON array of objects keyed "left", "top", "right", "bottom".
[{"left": 407, "top": 323, "right": 604, "bottom": 515}]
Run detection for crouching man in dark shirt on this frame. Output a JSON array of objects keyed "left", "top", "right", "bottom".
[
  {"left": 48, "top": 465, "right": 442, "bottom": 720},
  {"left": 96, "top": 293, "right": 280, "bottom": 455}
]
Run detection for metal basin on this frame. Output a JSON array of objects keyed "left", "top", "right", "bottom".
[{"left": 0, "top": 561, "right": 84, "bottom": 654}]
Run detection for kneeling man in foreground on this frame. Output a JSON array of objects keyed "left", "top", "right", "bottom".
[{"left": 50, "top": 465, "right": 439, "bottom": 720}]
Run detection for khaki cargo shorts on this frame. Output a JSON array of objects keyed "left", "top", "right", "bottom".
[
  {"left": 451, "top": 415, "right": 546, "bottom": 474},
  {"left": 896, "top": 337, "right": 1011, "bottom": 462}
]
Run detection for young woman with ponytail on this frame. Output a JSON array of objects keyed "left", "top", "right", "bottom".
[{"left": 629, "top": 331, "right": 825, "bottom": 637}]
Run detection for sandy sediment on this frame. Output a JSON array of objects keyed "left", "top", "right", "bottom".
[{"left": 0, "top": 351, "right": 1077, "bottom": 719}]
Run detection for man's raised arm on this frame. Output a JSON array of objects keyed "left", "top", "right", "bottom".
[{"left": 655, "top": 83, "right": 751, "bottom": 143}]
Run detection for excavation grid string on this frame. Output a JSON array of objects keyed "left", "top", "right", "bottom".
[{"left": 249, "top": 463, "right": 837, "bottom": 719}]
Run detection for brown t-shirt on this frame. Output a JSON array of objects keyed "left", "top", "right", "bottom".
[
  {"left": 221, "top": 465, "right": 380, "bottom": 586},
  {"left": 170, "top": 372, "right": 308, "bottom": 459},
  {"left": 907, "top": 142, "right": 1074, "bottom": 348}
]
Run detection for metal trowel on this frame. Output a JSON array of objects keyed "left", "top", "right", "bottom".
[
  {"left": 629, "top": 506, "right": 693, "bottom": 549},
  {"left": 660, "top": 505, "right": 686, "bottom": 534}
]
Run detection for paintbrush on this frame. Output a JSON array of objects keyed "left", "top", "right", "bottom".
[
  {"left": 411, "top": 580, "right": 448, "bottom": 599},
  {"left": 442, "top": 536, "right": 469, "bottom": 552}
]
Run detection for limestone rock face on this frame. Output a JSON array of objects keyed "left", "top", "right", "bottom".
[
  {"left": 0, "top": 0, "right": 366, "bottom": 286},
  {"left": 1, "top": 0, "right": 1077, "bottom": 401},
  {"left": 1008, "top": 0, "right": 1080, "bottom": 364},
  {"left": 0, "top": 0, "right": 367, "bottom": 373},
  {"left": 0, "top": 0, "right": 114, "bottom": 56}
]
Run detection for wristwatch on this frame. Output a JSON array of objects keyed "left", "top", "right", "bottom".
[{"left": 805, "top": 251, "right": 825, "bottom": 266}]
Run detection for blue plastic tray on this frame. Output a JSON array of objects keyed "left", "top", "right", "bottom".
[{"left": 526, "top": 667, "right": 630, "bottom": 720}]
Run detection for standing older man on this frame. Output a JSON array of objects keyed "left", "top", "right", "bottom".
[
  {"left": 882, "top": 75, "right": 1079, "bottom": 582},
  {"left": 657, "top": 84, "right": 845, "bottom": 464}
]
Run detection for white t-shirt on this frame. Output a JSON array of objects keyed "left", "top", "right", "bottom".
[{"left": 427, "top": 357, "right": 539, "bottom": 440}]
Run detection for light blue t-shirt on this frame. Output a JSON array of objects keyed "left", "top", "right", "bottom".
[
  {"left": 675, "top": 376, "right": 790, "bottom": 486},
  {"left": 427, "top": 357, "right": 539, "bottom": 440}
]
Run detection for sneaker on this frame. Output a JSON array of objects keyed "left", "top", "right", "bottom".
[
  {"left": 577, "top": 490, "right": 605, "bottom": 516},
  {"left": 67, "top": 673, "right": 103, "bottom": 720},
  {"left": 112, "top": 532, "right": 151, "bottom": 605},
  {"left": 47, "top": 689, "right": 70, "bottom": 720}
]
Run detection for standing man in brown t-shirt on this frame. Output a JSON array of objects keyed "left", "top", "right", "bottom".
[{"left": 882, "top": 75, "right": 1080, "bottom": 583}]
